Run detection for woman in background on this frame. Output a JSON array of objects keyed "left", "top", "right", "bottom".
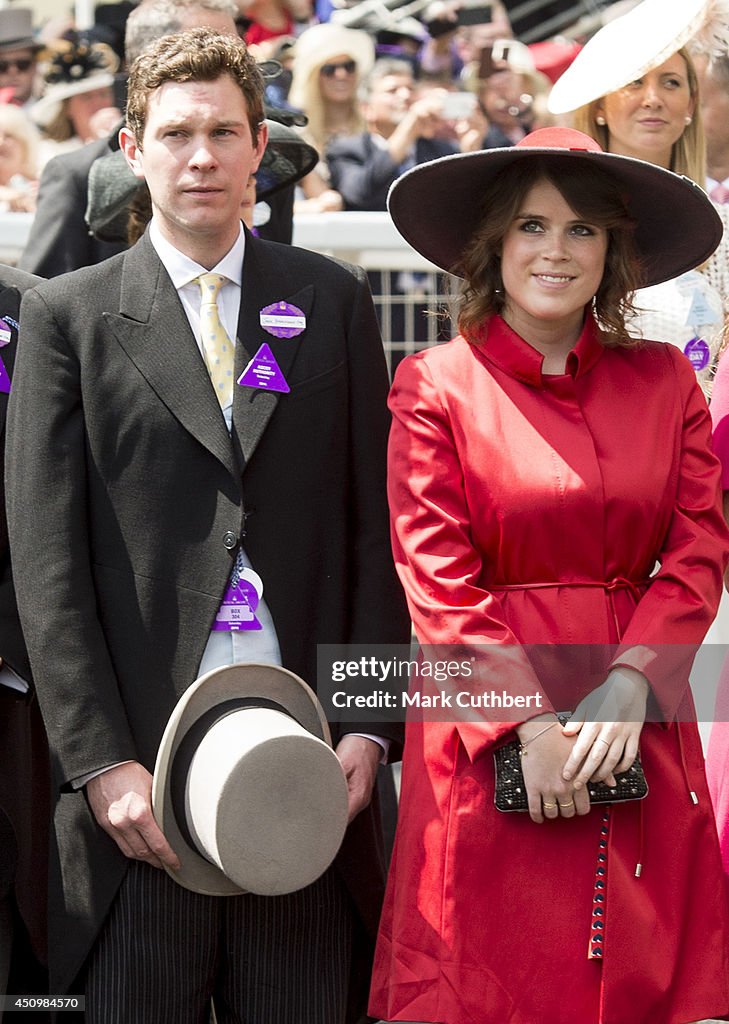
[
  {"left": 287, "top": 22, "right": 374, "bottom": 212},
  {"left": 548, "top": 0, "right": 728, "bottom": 395},
  {"left": 31, "top": 37, "right": 120, "bottom": 168},
  {"left": 0, "top": 103, "right": 39, "bottom": 212}
]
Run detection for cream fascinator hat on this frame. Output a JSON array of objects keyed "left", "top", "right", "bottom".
[{"left": 32, "top": 38, "right": 118, "bottom": 128}]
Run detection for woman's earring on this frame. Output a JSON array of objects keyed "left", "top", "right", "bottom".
[
  {"left": 685, "top": 115, "right": 692, "bottom": 125},
  {"left": 596, "top": 114, "right": 607, "bottom": 126}
]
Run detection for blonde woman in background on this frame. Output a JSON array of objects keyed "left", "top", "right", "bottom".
[
  {"left": 0, "top": 103, "right": 39, "bottom": 211},
  {"left": 288, "top": 22, "right": 374, "bottom": 212},
  {"left": 549, "top": 0, "right": 728, "bottom": 397}
]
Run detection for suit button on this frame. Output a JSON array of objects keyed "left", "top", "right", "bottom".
[{"left": 223, "top": 531, "right": 237, "bottom": 550}]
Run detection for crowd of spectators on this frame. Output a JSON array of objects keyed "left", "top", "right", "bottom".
[{"left": 0, "top": 0, "right": 633, "bottom": 226}]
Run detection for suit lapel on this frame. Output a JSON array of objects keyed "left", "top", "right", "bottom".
[
  {"left": 105, "top": 233, "right": 237, "bottom": 479},
  {"left": 232, "top": 231, "right": 313, "bottom": 470},
  {"left": 0, "top": 286, "right": 22, "bottom": 433}
]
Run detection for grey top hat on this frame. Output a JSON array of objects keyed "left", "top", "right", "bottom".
[
  {"left": 152, "top": 663, "right": 349, "bottom": 897},
  {"left": 0, "top": 8, "right": 41, "bottom": 52}
]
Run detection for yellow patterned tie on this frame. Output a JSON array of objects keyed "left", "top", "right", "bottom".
[{"left": 196, "top": 272, "right": 234, "bottom": 409}]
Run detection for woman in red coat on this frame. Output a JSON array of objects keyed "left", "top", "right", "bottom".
[{"left": 369, "top": 127, "right": 729, "bottom": 1024}]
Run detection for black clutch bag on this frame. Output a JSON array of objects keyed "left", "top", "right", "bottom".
[{"left": 493, "top": 721, "right": 648, "bottom": 812}]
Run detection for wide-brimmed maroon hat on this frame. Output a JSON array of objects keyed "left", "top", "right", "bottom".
[{"left": 387, "top": 126, "right": 722, "bottom": 287}]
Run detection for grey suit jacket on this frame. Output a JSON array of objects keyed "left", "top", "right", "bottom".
[
  {"left": 18, "top": 138, "right": 127, "bottom": 278},
  {"left": 6, "top": 229, "right": 409, "bottom": 994}
]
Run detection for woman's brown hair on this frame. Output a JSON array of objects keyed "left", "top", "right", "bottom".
[{"left": 454, "top": 156, "right": 643, "bottom": 346}]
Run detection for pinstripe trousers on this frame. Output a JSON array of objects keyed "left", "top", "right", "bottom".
[{"left": 84, "top": 861, "right": 352, "bottom": 1024}]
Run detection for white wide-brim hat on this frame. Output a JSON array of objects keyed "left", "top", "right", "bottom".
[
  {"left": 31, "top": 70, "right": 115, "bottom": 128},
  {"left": 152, "top": 663, "right": 349, "bottom": 897},
  {"left": 548, "top": 0, "right": 729, "bottom": 114},
  {"left": 288, "top": 23, "right": 375, "bottom": 110},
  {"left": 387, "top": 126, "right": 723, "bottom": 287}
]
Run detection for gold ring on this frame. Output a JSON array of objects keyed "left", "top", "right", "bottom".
[
  {"left": 596, "top": 738, "right": 610, "bottom": 747},
  {"left": 542, "top": 801, "right": 557, "bottom": 809},
  {"left": 558, "top": 799, "right": 575, "bottom": 808}
]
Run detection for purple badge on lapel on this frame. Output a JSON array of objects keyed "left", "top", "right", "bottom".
[
  {"left": 237, "top": 343, "right": 290, "bottom": 393},
  {"left": 0, "top": 319, "right": 12, "bottom": 348},
  {"left": 0, "top": 357, "right": 10, "bottom": 394},
  {"left": 684, "top": 337, "right": 710, "bottom": 372},
  {"left": 213, "top": 567, "right": 264, "bottom": 631},
  {"left": 259, "top": 301, "right": 306, "bottom": 339}
]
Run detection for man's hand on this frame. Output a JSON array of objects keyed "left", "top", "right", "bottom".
[
  {"left": 86, "top": 761, "right": 180, "bottom": 871},
  {"left": 335, "top": 735, "right": 381, "bottom": 823}
]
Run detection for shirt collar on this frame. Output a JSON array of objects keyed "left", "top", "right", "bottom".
[
  {"left": 472, "top": 313, "right": 605, "bottom": 387},
  {"left": 148, "top": 219, "right": 246, "bottom": 290}
]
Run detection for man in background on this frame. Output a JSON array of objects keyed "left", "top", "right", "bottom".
[
  {"left": 0, "top": 264, "right": 48, "bottom": 1024},
  {"left": 0, "top": 9, "right": 41, "bottom": 109},
  {"left": 327, "top": 57, "right": 461, "bottom": 211}
]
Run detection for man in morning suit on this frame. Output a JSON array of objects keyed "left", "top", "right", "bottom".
[
  {"left": 6, "top": 28, "right": 409, "bottom": 1024},
  {"left": 0, "top": 265, "right": 49, "bottom": 1021}
]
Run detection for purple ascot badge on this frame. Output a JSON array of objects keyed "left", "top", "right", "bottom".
[
  {"left": 684, "top": 337, "right": 710, "bottom": 372},
  {"left": 259, "top": 300, "right": 306, "bottom": 339},
  {"left": 237, "top": 343, "right": 290, "bottom": 393},
  {"left": 0, "top": 357, "right": 9, "bottom": 394},
  {"left": 213, "top": 566, "right": 263, "bottom": 631}
]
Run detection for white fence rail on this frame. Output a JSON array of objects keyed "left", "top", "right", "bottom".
[{"left": 0, "top": 211, "right": 456, "bottom": 372}]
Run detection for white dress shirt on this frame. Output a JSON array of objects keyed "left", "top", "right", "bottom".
[
  {"left": 149, "top": 219, "right": 282, "bottom": 671},
  {"left": 75, "top": 220, "right": 386, "bottom": 786}
]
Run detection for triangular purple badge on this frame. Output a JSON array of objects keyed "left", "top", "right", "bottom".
[
  {"left": 237, "top": 342, "right": 290, "bottom": 393},
  {"left": 0, "top": 356, "right": 10, "bottom": 394}
]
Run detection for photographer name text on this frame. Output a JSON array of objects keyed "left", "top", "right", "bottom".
[{"left": 331, "top": 689, "right": 543, "bottom": 709}]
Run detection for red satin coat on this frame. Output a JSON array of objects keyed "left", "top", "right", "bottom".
[{"left": 369, "top": 315, "right": 729, "bottom": 1024}]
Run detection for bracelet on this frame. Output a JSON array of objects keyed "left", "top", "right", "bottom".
[{"left": 519, "top": 720, "right": 557, "bottom": 757}]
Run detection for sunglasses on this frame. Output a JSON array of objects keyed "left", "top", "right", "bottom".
[
  {"left": 320, "top": 60, "right": 356, "bottom": 77},
  {"left": 0, "top": 58, "right": 33, "bottom": 73}
]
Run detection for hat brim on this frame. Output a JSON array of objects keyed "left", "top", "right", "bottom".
[
  {"left": 256, "top": 120, "right": 319, "bottom": 200},
  {"left": 31, "top": 71, "right": 115, "bottom": 127},
  {"left": 85, "top": 120, "right": 318, "bottom": 242},
  {"left": 152, "top": 663, "right": 332, "bottom": 896},
  {"left": 387, "top": 146, "right": 723, "bottom": 287},
  {"left": 0, "top": 37, "right": 42, "bottom": 52},
  {"left": 548, "top": 0, "right": 708, "bottom": 114}
]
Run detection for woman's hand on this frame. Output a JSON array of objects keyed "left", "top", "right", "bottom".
[
  {"left": 560, "top": 667, "right": 649, "bottom": 790},
  {"left": 515, "top": 715, "right": 591, "bottom": 822}
]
